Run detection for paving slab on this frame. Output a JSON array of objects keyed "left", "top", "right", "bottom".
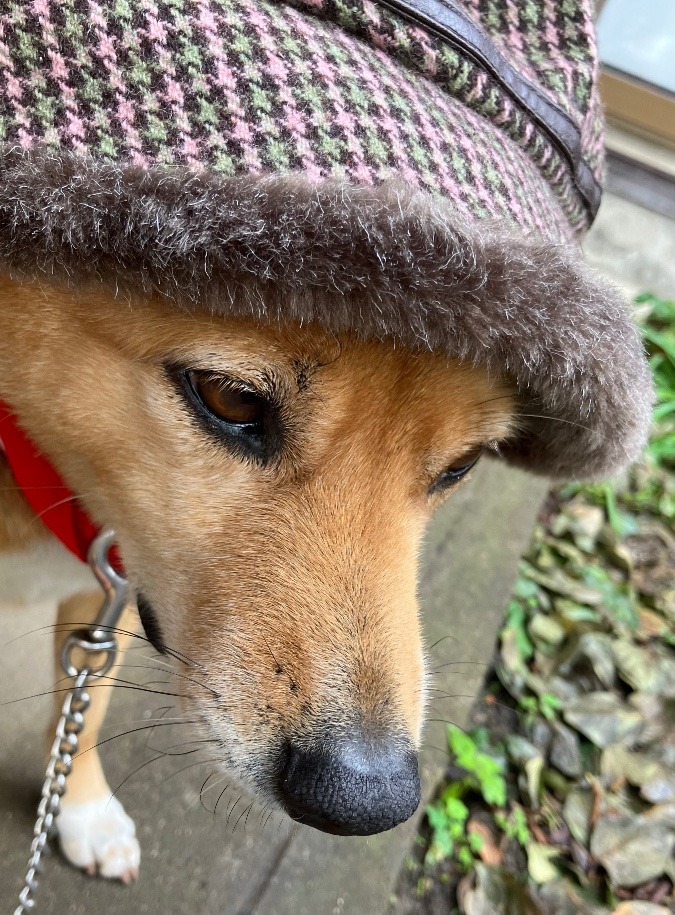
[
  {"left": 0, "top": 461, "right": 547, "bottom": 915},
  {"left": 584, "top": 191, "right": 675, "bottom": 300}
]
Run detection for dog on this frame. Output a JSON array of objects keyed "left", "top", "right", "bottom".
[
  {"left": 0, "top": 270, "right": 516, "bottom": 880},
  {"left": 0, "top": 0, "right": 653, "bottom": 893}
]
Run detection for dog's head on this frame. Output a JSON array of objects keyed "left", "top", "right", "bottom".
[{"left": 1, "top": 277, "right": 515, "bottom": 835}]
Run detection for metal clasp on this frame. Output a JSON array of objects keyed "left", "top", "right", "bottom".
[{"left": 60, "top": 529, "right": 128, "bottom": 680}]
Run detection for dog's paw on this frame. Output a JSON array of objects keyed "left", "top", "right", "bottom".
[{"left": 56, "top": 794, "right": 140, "bottom": 883}]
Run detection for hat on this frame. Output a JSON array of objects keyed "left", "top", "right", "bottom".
[{"left": 0, "top": 0, "right": 653, "bottom": 477}]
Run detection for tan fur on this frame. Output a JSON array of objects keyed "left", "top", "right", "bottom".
[{"left": 0, "top": 272, "right": 514, "bottom": 861}]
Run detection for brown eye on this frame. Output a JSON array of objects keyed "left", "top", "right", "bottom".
[{"left": 189, "top": 372, "right": 266, "bottom": 426}]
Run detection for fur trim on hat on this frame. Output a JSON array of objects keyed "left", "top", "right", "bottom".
[{"left": 0, "top": 149, "right": 653, "bottom": 479}]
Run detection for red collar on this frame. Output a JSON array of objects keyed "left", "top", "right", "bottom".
[{"left": 0, "top": 398, "right": 105, "bottom": 565}]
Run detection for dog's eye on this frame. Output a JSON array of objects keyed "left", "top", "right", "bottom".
[
  {"left": 172, "top": 366, "right": 281, "bottom": 464},
  {"left": 429, "top": 448, "right": 483, "bottom": 495},
  {"left": 189, "top": 372, "right": 266, "bottom": 427}
]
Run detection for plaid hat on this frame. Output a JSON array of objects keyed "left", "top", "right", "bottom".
[{"left": 0, "top": 0, "right": 653, "bottom": 477}]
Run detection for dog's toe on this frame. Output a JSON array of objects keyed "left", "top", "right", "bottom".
[{"left": 56, "top": 795, "right": 140, "bottom": 882}]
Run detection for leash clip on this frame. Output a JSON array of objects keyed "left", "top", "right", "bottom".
[{"left": 60, "top": 529, "right": 129, "bottom": 680}]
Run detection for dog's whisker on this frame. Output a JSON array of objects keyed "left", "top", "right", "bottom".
[
  {"left": 431, "top": 692, "right": 520, "bottom": 714},
  {"left": 426, "top": 633, "right": 459, "bottom": 652},
  {"left": 131, "top": 639, "right": 206, "bottom": 673},
  {"left": 73, "top": 720, "right": 203, "bottom": 758},
  {"left": 120, "top": 663, "right": 220, "bottom": 697},
  {"left": 426, "top": 690, "right": 474, "bottom": 701},
  {"left": 199, "top": 764, "right": 230, "bottom": 818},
  {"left": 199, "top": 770, "right": 219, "bottom": 815},
  {"left": 422, "top": 743, "right": 454, "bottom": 757},
  {"left": 257, "top": 802, "right": 271, "bottom": 831},
  {"left": 0, "top": 682, "right": 187, "bottom": 707},
  {"left": 144, "top": 740, "right": 217, "bottom": 758},
  {"left": 1, "top": 622, "right": 202, "bottom": 669},
  {"left": 517, "top": 411, "right": 594, "bottom": 432},
  {"left": 217, "top": 784, "right": 236, "bottom": 820},
  {"left": 109, "top": 752, "right": 176, "bottom": 804},
  {"left": 28, "top": 493, "right": 89, "bottom": 526},
  {"left": 428, "top": 660, "right": 484, "bottom": 671},
  {"left": 94, "top": 715, "right": 198, "bottom": 737},
  {"left": 200, "top": 772, "right": 232, "bottom": 802},
  {"left": 237, "top": 801, "right": 255, "bottom": 835},
  {"left": 226, "top": 796, "right": 251, "bottom": 833},
  {"left": 426, "top": 716, "right": 473, "bottom": 725},
  {"left": 111, "top": 751, "right": 224, "bottom": 810}
]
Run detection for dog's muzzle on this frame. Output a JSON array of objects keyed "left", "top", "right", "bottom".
[{"left": 276, "top": 735, "right": 420, "bottom": 836}]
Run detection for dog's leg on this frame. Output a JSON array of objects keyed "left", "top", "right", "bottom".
[{"left": 49, "top": 589, "right": 141, "bottom": 883}]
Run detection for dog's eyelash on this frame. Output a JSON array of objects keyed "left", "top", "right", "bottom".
[
  {"left": 166, "top": 363, "right": 284, "bottom": 465},
  {"left": 428, "top": 448, "right": 484, "bottom": 496},
  {"left": 194, "top": 370, "right": 279, "bottom": 403}
]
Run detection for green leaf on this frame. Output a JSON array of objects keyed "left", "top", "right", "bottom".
[
  {"left": 457, "top": 846, "right": 474, "bottom": 869},
  {"left": 447, "top": 725, "right": 478, "bottom": 770},
  {"left": 475, "top": 758, "right": 507, "bottom": 806},
  {"left": 426, "top": 803, "right": 447, "bottom": 832},
  {"left": 424, "top": 827, "right": 453, "bottom": 866},
  {"left": 642, "top": 325, "right": 675, "bottom": 363},
  {"left": 468, "top": 831, "right": 484, "bottom": 853},
  {"left": 503, "top": 600, "right": 535, "bottom": 661},
  {"left": 444, "top": 796, "right": 469, "bottom": 824},
  {"left": 514, "top": 576, "right": 540, "bottom": 602},
  {"left": 539, "top": 692, "right": 563, "bottom": 721}
]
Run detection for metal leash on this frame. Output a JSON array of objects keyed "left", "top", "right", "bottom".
[{"left": 15, "top": 529, "right": 128, "bottom": 914}]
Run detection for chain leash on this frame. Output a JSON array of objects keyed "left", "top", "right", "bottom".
[{"left": 14, "top": 529, "right": 128, "bottom": 914}]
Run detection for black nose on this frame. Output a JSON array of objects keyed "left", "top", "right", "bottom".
[{"left": 277, "top": 736, "right": 420, "bottom": 836}]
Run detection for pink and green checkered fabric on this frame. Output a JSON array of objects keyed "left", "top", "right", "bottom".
[{"left": 0, "top": 0, "right": 604, "bottom": 241}]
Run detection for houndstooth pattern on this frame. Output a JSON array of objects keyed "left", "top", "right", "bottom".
[{"left": 0, "top": 0, "right": 602, "bottom": 238}]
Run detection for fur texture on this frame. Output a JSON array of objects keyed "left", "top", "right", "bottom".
[{"left": 0, "top": 151, "right": 653, "bottom": 478}]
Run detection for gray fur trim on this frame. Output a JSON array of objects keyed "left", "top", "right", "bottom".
[{"left": 0, "top": 149, "right": 653, "bottom": 478}]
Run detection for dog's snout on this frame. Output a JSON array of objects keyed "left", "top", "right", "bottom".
[{"left": 277, "top": 736, "right": 420, "bottom": 836}]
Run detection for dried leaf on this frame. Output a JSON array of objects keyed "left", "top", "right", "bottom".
[
  {"left": 563, "top": 692, "right": 643, "bottom": 748},
  {"left": 562, "top": 788, "right": 593, "bottom": 845},
  {"left": 537, "top": 879, "right": 611, "bottom": 915},
  {"left": 467, "top": 818, "right": 502, "bottom": 867},
  {"left": 524, "top": 755, "right": 544, "bottom": 810},
  {"left": 612, "top": 640, "right": 675, "bottom": 697},
  {"left": 636, "top": 608, "right": 669, "bottom": 641},
  {"left": 601, "top": 745, "right": 675, "bottom": 803},
  {"left": 523, "top": 566, "right": 605, "bottom": 605},
  {"left": 612, "top": 903, "right": 671, "bottom": 915},
  {"left": 529, "top": 613, "right": 567, "bottom": 648},
  {"left": 590, "top": 813, "right": 675, "bottom": 887},
  {"left": 527, "top": 843, "right": 560, "bottom": 884},
  {"left": 628, "top": 693, "right": 675, "bottom": 745},
  {"left": 576, "top": 632, "right": 616, "bottom": 689},
  {"left": 460, "top": 864, "right": 540, "bottom": 915},
  {"left": 555, "top": 502, "right": 605, "bottom": 551},
  {"left": 550, "top": 722, "right": 583, "bottom": 778}
]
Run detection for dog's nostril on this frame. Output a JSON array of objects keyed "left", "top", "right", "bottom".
[{"left": 277, "top": 736, "right": 420, "bottom": 836}]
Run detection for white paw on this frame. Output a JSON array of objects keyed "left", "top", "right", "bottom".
[{"left": 56, "top": 794, "right": 140, "bottom": 883}]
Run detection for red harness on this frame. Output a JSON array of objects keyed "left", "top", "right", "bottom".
[{"left": 0, "top": 398, "right": 106, "bottom": 566}]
